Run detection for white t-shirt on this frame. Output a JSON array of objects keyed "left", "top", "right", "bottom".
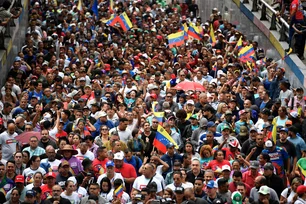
[
  {"left": 127, "top": 119, "right": 138, "bottom": 132},
  {"left": 0, "top": 131, "right": 18, "bottom": 161},
  {"left": 97, "top": 173, "right": 125, "bottom": 189},
  {"left": 279, "top": 89, "right": 293, "bottom": 106},
  {"left": 40, "top": 159, "right": 61, "bottom": 173},
  {"left": 23, "top": 167, "right": 46, "bottom": 185},
  {"left": 132, "top": 175, "right": 163, "bottom": 193},
  {"left": 166, "top": 182, "right": 192, "bottom": 191},
  {"left": 60, "top": 192, "right": 80, "bottom": 204},
  {"left": 110, "top": 127, "right": 132, "bottom": 144},
  {"left": 76, "top": 150, "right": 95, "bottom": 161},
  {"left": 281, "top": 187, "right": 295, "bottom": 204}
]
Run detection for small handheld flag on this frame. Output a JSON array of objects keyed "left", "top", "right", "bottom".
[
  {"left": 167, "top": 31, "right": 185, "bottom": 48},
  {"left": 209, "top": 24, "right": 216, "bottom": 45},
  {"left": 117, "top": 12, "right": 133, "bottom": 32},
  {"left": 153, "top": 125, "right": 179, "bottom": 153},
  {"left": 114, "top": 184, "right": 123, "bottom": 198}
]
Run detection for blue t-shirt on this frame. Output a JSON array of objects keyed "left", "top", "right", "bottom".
[{"left": 262, "top": 146, "right": 289, "bottom": 177}]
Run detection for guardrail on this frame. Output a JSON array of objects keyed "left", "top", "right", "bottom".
[{"left": 244, "top": 0, "right": 289, "bottom": 43}]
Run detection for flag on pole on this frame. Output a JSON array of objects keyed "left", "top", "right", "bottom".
[
  {"left": 238, "top": 45, "right": 256, "bottom": 62},
  {"left": 92, "top": 0, "right": 99, "bottom": 17},
  {"left": 179, "top": 23, "right": 188, "bottom": 39},
  {"left": 187, "top": 23, "right": 202, "bottom": 40},
  {"left": 77, "top": 0, "right": 83, "bottom": 12},
  {"left": 102, "top": 14, "right": 118, "bottom": 26},
  {"left": 209, "top": 24, "right": 216, "bottom": 45},
  {"left": 167, "top": 31, "right": 185, "bottom": 48},
  {"left": 235, "top": 36, "right": 243, "bottom": 51},
  {"left": 114, "top": 184, "right": 123, "bottom": 198},
  {"left": 117, "top": 12, "right": 133, "bottom": 32},
  {"left": 152, "top": 102, "right": 164, "bottom": 124},
  {"left": 109, "top": 0, "right": 114, "bottom": 13},
  {"left": 153, "top": 125, "right": 179, "bottom": 153}
]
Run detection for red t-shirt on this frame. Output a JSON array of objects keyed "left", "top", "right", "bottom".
[
  {"left": 229, "top": 181, "right": 251, "bottom": 197},
  {"left": 92, "top": 158, "right": 109, "bottom": 178},
  {"left": 115, "top": 163, "right": 137, "bottom": 179},
  {"left": 205, "top": 159, "right": 231, "bottom": 172},
  {"left": 242, "top": 170, "right": 260, "bottom": 188},
  {"left": 56, "top": 130, "right": 68, "bottom": 138},
  {"left": 40, "top": 184, "right": 53, "bottom": 200},
  {"left": 291, "top": 0, "right": 304, "bottom": 20}
]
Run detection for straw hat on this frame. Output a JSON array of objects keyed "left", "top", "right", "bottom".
[{"left": 58, "top": 145, "right": 78, "bottom": 155}]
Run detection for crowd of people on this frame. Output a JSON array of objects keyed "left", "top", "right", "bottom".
[{"left": 0, "top": 0, "right": 306, "bottom": 203}]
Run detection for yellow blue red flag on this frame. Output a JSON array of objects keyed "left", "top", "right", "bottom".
[
  {"left": 153, "top": 125, "right": 179, "bottom": 153},
  {"left": 238, "top": 45, "right": 256, "bottom": 62},
  {"left": 209, "top": 24, "right": 216, "bottom": 45},
  {"left": 167, "top": 31, "right": 185, "bottom": 48},
  {"left": 188, "top": 23, "right": 202, "bottom": 40},
  {"left": 118, "top": 12, "right": 133, "bottom": 32}
]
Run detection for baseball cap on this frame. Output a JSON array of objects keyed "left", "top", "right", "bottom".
[
  {"left": 206, "top": 180, "right": 217, "bottom": 189},
  {"left": 279, "top": 128, "right": 288, "bottom": 133},
  {"left": 61, "top": 160, "right": 70, "bottom": 167},
  {"left": 221, "top": 165, "right": 231, "bottom": 172},
  {"left": 0, "top": 118, "right": 3, "bottom": 125},
  {"left": 15, "top": 175, "right": 24, "bottom": 183},
  {"left": 231, "top": 191, "right": 242, "bottom": 204},
  {"left": 265, "top": 140, "right": 273, "bottom": 148},
  {"left": 174, "top": 186, "right": 184, "bottom": 193},
  {"left": 239, "top": 109, "right": 247, "bottom": 116},
  {"left": 249, "top": 127, "right": 257, "bottom": 132},
  {"left": 106, "top": 161, "right": 115, "bottom": 168},
  {"left": 166, "top": 143, "right": 174, "bottom": 149},
  {"left": 207, "top": 121, "right": 216, "bottom": 128},
  {"left": 97, "top": 112, "right": 107, "bottom": 118},
  {"left": 190, "top": 114, "right": 198, "bottom": 120},
  {"left": 250, "top": 161, "right": 260, "bottom": 169},
  {"left": 150, "top": 93, "right": 157, "bottom": 100},
  {"left": 290, "top": 111, "right": 298, "bottom": 118},
  {"left": 114, "top": 152, "right": 124, "bottom": 160},
  {"left": 26, "top": 190, "right": 36, "bottom": 197},
  {"left": 239, "top": 126, "right": 248, "bottom": 137},
  {"left": 297, "top": 185, "right": 306, "bottom": 194},
  {"left": 263, "top": 163, "right": 274, "bottom": 171},
  {"left": 45, "top": 172, "right": 56, "bottom": 178},
  {"left": 225, "top": 110, "right": 233, "bottom": 115},
  {"left": 221, "top": 124, "right": 230, "bottom": 131},
  {"left": 285, "top": 120, "right": 292, "bottom": 126},
  {"left": 186, "top": 100, "right": 195, "bottom": 105},
  {"left": 229, "top": 140, "right": 239, "bottom": 148},
  {"left": 258, "top": 186, "right": 270, "bottom": 195}
]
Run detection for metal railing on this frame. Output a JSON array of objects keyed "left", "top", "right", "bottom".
[{"left": 243, "top": 0, "right": 289, "bottom": 43}]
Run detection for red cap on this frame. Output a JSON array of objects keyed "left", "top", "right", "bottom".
[
  {"left": 156, "top": 35, "right": 163, "bottom": 40},
  {"left": 137, "top": 53, "right": 143, "bottom": 57},
  {"left": 171, "top": 74, "right": 176, "bottom": 80},
  {"left": 45, "top": 172, "right": 56, "bottom": 178},
  {"left": 297, "top": 185, "right": 306, "bottom": 194},
  {"left": 229, "top": 140, "right": 239, "bottom": 148},
  {"left": 98, "top": 43, "right": 103, "bottom": 48},
  {"left": 150, "top": 93, "right": 157, "bottom": 100},
  {"left": 0, "top": 118, "right": 3, "bottom": 125},
  {"left": 104, "top": 64, "right": 111, "bottom": 71},
  {"left": 15, "top": 175, "right": 24, "bottom": 183},
  {"left": 134, "top": 56, "right": 140, "bottom": 61}
]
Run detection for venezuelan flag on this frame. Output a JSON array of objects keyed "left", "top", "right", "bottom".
[
  {"left": 236, "top": 36, "right": 243, "bottom": 51},
  {"left": 187, "top": 23, "right": 202, "bottom": 40},
  {"left": 103, "top": 14, "right": 118, "bottom": 27},
  {"left": 167, "top": 31, "right": 185, "bottom": 48},
  {"left": 114, "top": 184, "right": 123, "bottom": 198},
  {"left": 179, "top": 23, "right": 188, "bottom": 39},
  {"left": 238, "top": 45, "right": 256, "bottom": 63},
  {"left": 109, "top": 0, "right": 114, "bottom": 13},
  {"left": 77, "top": 0, "right": 83, "bottom": 12},
  {"left": 152, "top": 102, "right": 164, "bottom": 124},
  {"left": 153, "top": 125, "right": 179, "bottom": 153},
  {"left": 117, "top": 12, "right": 133, "bottom": 32},
  {"left": 209, "top": 24, "right": 216, "bottom": 45}
]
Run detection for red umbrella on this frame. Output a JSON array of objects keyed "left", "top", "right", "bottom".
[
  {"left": 15, "top": 131, "right": 42, "bottom": 145},
  {"left": 174, "top": 81, "right": 206, "bottom": 92}
]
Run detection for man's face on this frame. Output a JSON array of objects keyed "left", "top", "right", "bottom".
[
  {"left": 204, "top": 172, "right": 214, "bottom": 183},
  {"left": 237, "top": 185, "right": 246, "bottom": 197},
  {"left": 7, "top": 124, "right": 15, "bottom": 135},
  {"left": 124, "top": 152, "right": 132, "bottom": 161},
  {"left": 256, "top": 135, "right": 264, "bottom": 146},
  {"left": 194, "top": 180, "right": 204, "bottom": 191},
  {"left": 233, "top": 176, "right": 242, "bottom": 184},
  {"left": 191, "top": 160, "right": 200, "bottom": 173},
  {"left": 152, "top": 120, "right": 159, "bottom": 128},
  {"left": 279, "top": 131, "right": 288, "bottom": 141},
  {"left": 0, "top": 165, "right": 5, "bottom": 177},
  {"left": 25, "top": 195, "right": 35, "bottom": 203},
  {"left": 173, "top": 173, "right": 182, "bottom": 185},
  {"left": 52, "top": 186, "right": 62, "bottom": 200},
  {"left": 89, "top": 185, "right": 100, "bottom": 196},
  {"left": 14, "top": 153, "right": 23, "bottom": 164},
  {"left": 6, "top": 162, "right": 15, "bottom": 174},
  {"left": 30, "top": 138, "right": 38, "bottom": 149},
  {"left": 47, "top": 177, "right": 55, "bottom": 186},
  {"left": 114, "top": 159, "right": 123, "bottom": 169},
  {"left": 46, "top": 148, "right": 56, "bottom": 161},
  {"left": 41, "top": 130, "right": 49, "bottom": 139},
  {"left": 167, "top": 147, "right": 174, "bottom": 155}
]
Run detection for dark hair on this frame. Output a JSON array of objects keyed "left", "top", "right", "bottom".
[
  {"left": 173, "top": 171, "right": 182, "bottom": 177},
  {"left": 32, "top": 186, "right": 42, "bottom": 194},
  {"left": 176, "top": 109, "right": 187, "bottom": 119},
  {"left": 27, "top": 155, "right": 40, "bottom": 168},
  {"left": 100, "top": 177, "right": 111, "bottom": 193},
  {"left": 6, "top": 160, "right": 15, "bottom": 166},
  {"left": 195, "top": 177, "right": 204, "bottom": 182},
  {"left": 217, "top": 178, "right": 228, "bottom": 187},
  {"left": 260, "top": 153, "right": 271, "bottom": 162},
  {"left": 113, "top": 178, "right": 124, "bottom": 189},
  {"left": 132, "top": 128, "right": 139, "bottom": 137},
  {"left": 232, "top": 170, "right": 242, "bottom": 178},
  {"left": 213, "top": 149, "right": 225, "bottom": 160},
  {"left": 236, "top": 182, "right": 246, "bottom": 188},
  {"left": 119, "top": 117, "right": 128, "bottom": 123},
  {"left": 184, "top": 142, "right": 195, "bottom": 155},
  {"left": 63, "top": 110, "right": 71, "bottom": 118}
]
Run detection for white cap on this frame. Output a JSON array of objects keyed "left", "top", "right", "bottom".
[
  {"left": 186, "top": 100, "right": 195, "bottom": 105},
  {"left": 97, "top": 111, "right": 107, "bottom": 118},
  {"left": 66, "top": 90, "right": 79, "bottom": 98},
  {"left": 222, "top": 165, "right": 231, "bottom": 171},
  {"left": 114, "top": 152, "right": 124, "bottom": 160},
  {"left": 265, "top": 140, "right": 273, "bottom": 148}
]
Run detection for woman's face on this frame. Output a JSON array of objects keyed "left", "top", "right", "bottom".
[
  {"left": 216, "top": 152, "right": 224, "bottom": 161},
  {"left": 232, "top": 161, "right": 240, "bottom": 170},
  {"left": 32, "top": 157, "right": 40, "bottom": 168},
  {"left": 102, "top": 182, "right": 109, "bottom": 192},
  {"left": 23, "top": 152, "right": 29, "bottom": 164},
  {"left": 66, "top": 182, "right": 75, "bottom": 192},
  {"left": 34, "top": 174, "right": 42, "bottom": 184},
  {"left": 185, "top": 144, "right": 193, "bottom": 153},
  {"left": 77, "top": 122, "right": 85, "bottom": 130},
  {"left": 73, "top": 136, "right": 80, "bottom": 144},
  {"left": 292, "top": 182, "right": 301, "bottom": 191},
  {"left": 68, "top": 135, "right": 73, "bottom": 144},
  {"left": 203, "top": 150, "right": 211, "bottom": 158},
  {"left": 59, "top": 141, "right": 67, "bottom": 149},
  {"left": 163, "top": 190, "right": 171, "bottom": 198}
]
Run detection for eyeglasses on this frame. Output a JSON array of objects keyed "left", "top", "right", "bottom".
[
  {"left": 180, "top": 75, "right": 185, "bottom": 77},
  {"left": 101, "top": 128, "right": 108, "bottom": 131},
  {"left": 153, "top": 121, "right": 159, "bottom": 123},
  {"left": 30, "top": 140, "right": 38, "bottom": 143},
  {"left": 166, "top": 95, "right": 172, "bottom": 98}
]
